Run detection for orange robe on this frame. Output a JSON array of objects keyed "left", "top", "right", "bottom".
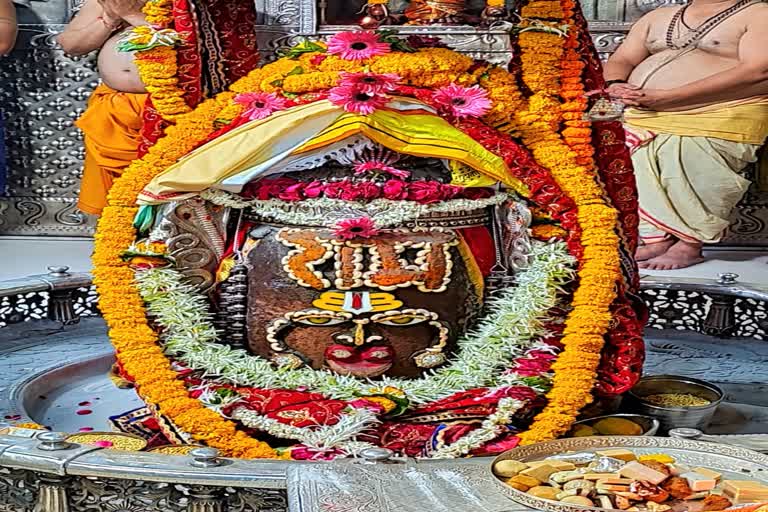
[{"left": 75, "top": 84, "right": 147, "bottom": 215}]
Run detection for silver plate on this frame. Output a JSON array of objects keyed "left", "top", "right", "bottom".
[{"left": 491, "top": 436, "right": 768, "bottom": 512}]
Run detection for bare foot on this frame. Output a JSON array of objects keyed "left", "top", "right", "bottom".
[
  {"left": 635, "top": 239, "right": 675, "bottom": 261},
  {"left": 639, "top": 240, "right": 704, "bottom": 270}
]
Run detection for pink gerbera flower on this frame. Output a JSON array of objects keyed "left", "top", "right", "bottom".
[
  {"left": 333, "top": 217, "right": 379, "bottom": 240},
  {"left": 353, "top": 160, "right": 410, "bottom": 179},
  {"left": 329, "top": 85, "right": 389, "bottom": 115},
  {"left": 339, "top": 72, "right": 401, "bottom": 94},
  {"left": 326, "top": 30, "right": 391, "bottom": 61},
  {"left": 234, "top": 92, "right": 288, "bottom": 121},
  {"left": 432, "top": 84, "right": 492, "bottom": 118}
]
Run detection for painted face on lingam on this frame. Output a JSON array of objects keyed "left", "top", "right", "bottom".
[{"left": 246, "top": 226, "right": 482, "bottom": 378}]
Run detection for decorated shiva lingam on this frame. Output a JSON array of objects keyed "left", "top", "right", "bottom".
[{"left": 89, "top": 23, "right": 643, "bottom": 462}]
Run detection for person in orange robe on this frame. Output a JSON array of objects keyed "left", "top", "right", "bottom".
[{"left": 58, "top": 0, "right": 148, "bottom": 215}]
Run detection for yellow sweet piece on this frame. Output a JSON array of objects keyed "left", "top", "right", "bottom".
[
  {"left": 493, "top": 459, "right": 529, "bottom": 478},
  {"left": 509, "top": 474, "right": 542, "bottom": 488},
  {"left": 592, "top": 418, "right": 644, "bottom": 436},
  {"left": 520, "top": 464, "right": 558, "bottom": 482},
  {"left": 540, "top": 460, "right": 577, "bottom": 471},
  {"left": 507, "top": 481, "right": 530, "bottom": 492},
  {"left": 571, "top": 424, "right": 597, "bottom": 437},
  {"left": 638, "top": 454, "right": 676, "bottom": 464},
  {"left": 595, "top": 448, "right": 637, "bottom": 462},
  {"left": 527, "top": 486, "right": 560, "bottom": 500}
]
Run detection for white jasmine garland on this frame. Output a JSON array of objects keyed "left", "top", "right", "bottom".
[
  {"left": 230, "top": 406, "right": 379, "bottom": 456},
  {"left": 429, "top": 397, "right": 526, "bottom": 459},
  {"left": 135, "top": 241, "right": 575, "bottom": 404},
  {"left": 199, "top": 189, "right": 510, "bottom": 229}
]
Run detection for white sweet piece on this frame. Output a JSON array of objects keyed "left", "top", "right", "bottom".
[{"left": 681, "top": 471, "right": 717, "bottom": 492}]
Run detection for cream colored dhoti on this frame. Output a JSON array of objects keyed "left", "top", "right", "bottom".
[{"left": 624, "top": 98, "right": 768, "bottom": 244}]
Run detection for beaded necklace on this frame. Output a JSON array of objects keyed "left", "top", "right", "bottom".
[{"left": 666, "top": 0, "right": 756, "bottom": 50}]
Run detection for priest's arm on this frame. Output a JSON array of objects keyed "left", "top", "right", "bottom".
[{"left": 0, "top": 0, "right": 17, "bottom": 56}]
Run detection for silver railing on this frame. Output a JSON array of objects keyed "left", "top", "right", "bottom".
[
  {"left": 3, "top": 268, "right": 766, "bottom": 339},
  {"left": 0, "top": 431, "right": 284, "bottom": 512},
  {"left": 0, "top": 266, "right": 97, "bottom": 327}
]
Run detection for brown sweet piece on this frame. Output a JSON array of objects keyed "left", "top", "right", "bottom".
[
  {"left": 631, "top": 481, "right": 671, "bottom": 503},
  {"left": 662, "top": 477, "right": 694, "bottom": 500},
  {"left": 527, "top": 486, "right": 560, "bottom": 500},
  {"left": 509, "top": 474, "right": 541, "bottom": 488},
  {"left": 641, "top": 460, "right": 673, "bottom": 478},
  {"left": 615, "top": 495, "right": 632, "bottom": 510},
  {"left": 701, "top": 495, "right": 732, "bottom": 512}
]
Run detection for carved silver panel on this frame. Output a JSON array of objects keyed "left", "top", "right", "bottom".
[
  {"left": 3, "top": 0, "right": 768, "bottom": 247},
  {"left": 0, "top": 471, "right": 290, "bottom": 512},
  {"left": 0, "top": 468, "right": 37, "bottom": 512},
  {"left": 0, "top": 20, "right": 97, "bottom": 236}
]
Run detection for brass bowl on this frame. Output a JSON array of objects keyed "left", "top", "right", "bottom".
[
  {"left": 65, "top": 431, "right": 147, "bottom": 452},
  {"left": 625, "top": 375, "right": 723, "bottom": 433}
]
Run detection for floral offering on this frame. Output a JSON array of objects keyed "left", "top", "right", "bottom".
[{"left": 96, "top": 0, "right": 643, "bottom": 461}]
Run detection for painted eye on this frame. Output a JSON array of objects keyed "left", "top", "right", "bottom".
[
  {"left": 295, "top": 315, "right": 347, "bottom": 326},
  {"left": 330, "top": 348, "right": 355, "bottom": 359},
  {"left": 376, "top": 315, "right": 427, "bottom": 327}
]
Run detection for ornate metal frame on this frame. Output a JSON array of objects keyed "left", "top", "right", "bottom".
[{"left": 3, "top": 0, "right": 765, "bottom": 243}]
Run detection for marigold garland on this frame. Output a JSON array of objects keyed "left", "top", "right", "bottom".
[
  {"left": 513, "top": 0, "right": 621, "bottom": 445},
  {"left": 129, "top": 0, "right": 193, "bottom": 121},
  {"left": 558, "top": 0, "right": 594, "bottom": 167}
]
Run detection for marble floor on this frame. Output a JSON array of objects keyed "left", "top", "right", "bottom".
[{"left": 0, "top": 236, "right": 95, "bottom": 281}]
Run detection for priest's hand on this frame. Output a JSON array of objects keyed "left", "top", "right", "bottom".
[
  {"left": 633, "top": 88, "right": 677, "bottom": 110},
  {"left": 606, "top": 83, "right": 642, "bottom": 107},
  {"left": 97, "top": 0, "right": 146, "bottom": 25}
]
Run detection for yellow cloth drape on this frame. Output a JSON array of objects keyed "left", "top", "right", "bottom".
[
  {"left": 295, "top": 109, "right": 521, "bottom": 193},
  {"left": 138, "top": 99, "right": 526, "bottom": 205},
  {"left": 138, "top": 101, "right": 341, "bottom": 204},
  {"left": 76, "top": 84, "right": 147, "bottom": 215},
  {"left": 624, "top": 98, "right": 768, "bottom": 144},
  {"left": 625, "top": 99, "right": 768, "bottom": 244}
]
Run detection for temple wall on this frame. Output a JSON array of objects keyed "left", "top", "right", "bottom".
[{"left": 0, "top": 0, "right": 765, "bottom": 244}]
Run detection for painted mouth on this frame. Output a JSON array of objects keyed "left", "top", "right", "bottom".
[{"left": 324, "top": 344, "right": 394, "bottom": 378}]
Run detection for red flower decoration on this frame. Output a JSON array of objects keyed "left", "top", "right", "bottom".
[
  {"left": 326, "top": 30, "right": 391, "bottom": 61},
  {"left": 328, "top": 85, "right": 389, "bottom": 115},
  {"left": 333, "top": 217, "right": 379, "bottom": 239},
  {"left": 339, "top": 72, "right": 401, "bottom": 94},
  {"left": 432, "top": 84, "right": 492, "bottom": 118}
]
